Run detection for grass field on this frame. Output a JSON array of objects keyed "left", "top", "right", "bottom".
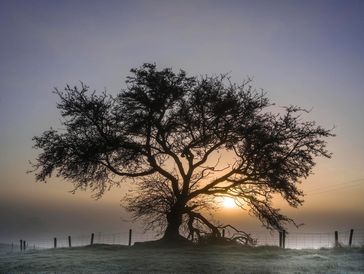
[{"left": 0, "top": 244, "right": 363, "bottom": 273}]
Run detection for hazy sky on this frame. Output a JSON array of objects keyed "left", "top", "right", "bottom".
[{"left": 0, "top": 0, "right": 363, "bottom": 243}]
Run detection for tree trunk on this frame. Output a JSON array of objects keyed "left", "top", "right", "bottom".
[{"left": 162, "top": 205, "right": 187, "bottom": 243}]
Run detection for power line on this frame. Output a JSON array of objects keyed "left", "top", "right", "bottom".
[
  {"left": 307, "top": 182, "right": 364, "bottom": 195},
  {"left": 304, "top": 178, "right": 364, "bottom": 193},
  {"left": 305, "top": 178, "right": 364, "bottom": 196}
]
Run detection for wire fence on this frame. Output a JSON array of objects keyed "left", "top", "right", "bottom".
[
  {"left": 251, "top": 229, "right": 364, "bottom": 249},
  {"left": 7, "top": 230, "right": 158, "bottom": 251},
  {"left": 5, "top": 228, "right": 364, "bottom": 252}
]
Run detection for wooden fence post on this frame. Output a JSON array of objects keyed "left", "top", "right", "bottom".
[
  {"left": 334, "top": 231, "right": 338, "bottom": 247},
  {"left": 54, "top": 237, "right": 57, "bottom": 248},
  {"left": 23, "top": 240, "right": 26, "bottom": 251},
  {"left": 128, "top": 229, "right": 132, "bottom": 246},
  {"left": 90, "top": 233, "right": 94, "bottom": 245},
  {"left": 282, "top": 230, "right": 286, "bottom": 249},
  {"left": 68, "top": 236, "right": 72, "bottom": 248},
  {"left": 279, "top": 231, "right": 282, "bottom": 248},
  {"left": 222, "top": 229, "right": 225, "bottom": 238},
  {"left": 20, "top": 240, "right": 23, "bottom": 251},
  {"left": 349, "top": 229, "right": 354, "bottom": 247}
]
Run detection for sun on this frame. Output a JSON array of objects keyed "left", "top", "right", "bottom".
[{"left": 221, "top": 197, "right": 236, "bottom": 208}]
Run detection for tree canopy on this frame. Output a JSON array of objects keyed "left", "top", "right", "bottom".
[{"left": 32, "top": 63, "right": 333, "bottom": 244}]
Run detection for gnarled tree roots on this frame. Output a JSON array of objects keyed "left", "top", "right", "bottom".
[{"left": 185, "top": 211, "right": 256, "bottom": 246}]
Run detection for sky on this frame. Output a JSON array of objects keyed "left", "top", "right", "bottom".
[{"left": 0, "top": 0, "right": 363, "bottom": 243}]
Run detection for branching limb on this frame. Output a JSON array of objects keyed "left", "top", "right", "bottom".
[{"left": 218, "top": 224, "right": 257, "bottom": 246}]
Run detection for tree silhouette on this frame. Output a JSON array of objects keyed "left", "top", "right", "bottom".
[{"left": 31, "top": 63, "right": 333, "bottom": 244}]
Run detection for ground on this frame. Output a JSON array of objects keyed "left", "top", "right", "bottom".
[{"left": 0, "top": 244, "right": 363, "bottom": 273}]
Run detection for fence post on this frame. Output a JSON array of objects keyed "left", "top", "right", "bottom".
[
  {"left": 23, "top": 240, "right": 26, "bottom": 251},
  {"left": 349, "top": 229, "right": 354, "bottom": 247},
  {"left": 68, "top": 236, "right": 72, "bottom": 248},
  {"left": 128, "top": 229, "right": 132, "bottom": 246},
  {"left": 279, "top": 231, "right": 282, "bottom": 248},
  {"left": 54, "top": 237, "right": 57, "bottom": 248},
  {"left": 90, "top": 233, "right": 94, "bottom": 245},
  {"left": 222, "top": 229, "right": 225, "bottom": 238},
  {"left": 334, "top": 231, "right": 338, "bottom": 247},
  {"left": 20, "top": 240, "right": 23, "bottom": 251},
  {"left": 282, "top": 230, "right": 286, "bottom": 249}
]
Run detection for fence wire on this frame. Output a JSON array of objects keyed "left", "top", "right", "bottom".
[{"left": 6, "top": 229, "right": 364, "bottom": 252}]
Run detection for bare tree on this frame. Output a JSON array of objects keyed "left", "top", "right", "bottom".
[{"left": 31, "top": 63, "right": 334, "bottom": 244}]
